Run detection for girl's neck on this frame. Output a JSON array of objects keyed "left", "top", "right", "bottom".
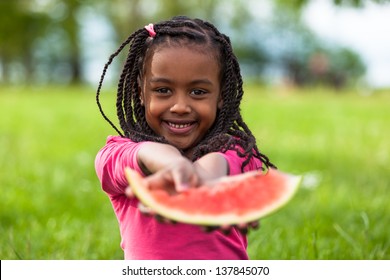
[{"left": 183, "top": 148, "right": 194, "bottom": 160}]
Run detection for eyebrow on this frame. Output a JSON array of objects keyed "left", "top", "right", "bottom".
[{"left": 149, "top": 77, "right": 214, "bottom": 86}]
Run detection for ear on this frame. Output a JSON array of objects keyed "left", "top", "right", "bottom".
[
  {"left": 217, "top": 95, "right": 223, "bottom": 109},
  {"left": 138, "top": 76, "right": 144, "bottom": 106},
  {"left": 139, "top": 90, "right": 144, "bottom": 106},
  {"left": 139, "top": 95, "right": 144, "bottom": 106}
]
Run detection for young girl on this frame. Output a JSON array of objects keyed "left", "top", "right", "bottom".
[{"left": 95, "top": 16, "right": 275, "bottom": 260}]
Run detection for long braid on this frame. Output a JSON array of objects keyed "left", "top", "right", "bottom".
[
  {"left": 96, "top": 29, "right": 145, "bottom": 136},
  {"left": 198, "top": 19, "right": 276, "bottom": 170},
  {"left": 96, "top": 16, "right": 276, "bottom": 170}
]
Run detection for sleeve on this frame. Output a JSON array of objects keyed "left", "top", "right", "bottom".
[
  {"left": 218, "top": 149, "right": 263, "bottom": 176},
  {"left": 95, "top": 136, "right": 147, "bottom": 196}
]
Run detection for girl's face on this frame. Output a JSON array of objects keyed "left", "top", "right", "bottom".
[{"left": 140, "top": 45, "right": 222, "bottom": 156}]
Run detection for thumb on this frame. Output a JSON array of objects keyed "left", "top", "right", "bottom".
[
  {"left": 125, "top": 186, "right": 134, "bottom": 197},
  {"left": 172, "top": 170, "right": 199, "bottom": 192},
  {"left": 172, "top": 170, "right": 189, "bottom": 192}
]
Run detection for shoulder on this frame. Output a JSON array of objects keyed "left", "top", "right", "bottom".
[
  {"left": 95, "top": 136, "right": 148, "bottom": 177},
  {"left": 106, "top": 135, "right": 136, "bottom": 145},
  {"left": 95, "top": 135, "right": 148, "bottom": 195},
  {"left": 99, "top": 135, "right": 145, "bottom": 152}
]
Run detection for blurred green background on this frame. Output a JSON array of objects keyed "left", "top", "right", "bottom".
[{"left": 0, "top": 0, "right": 389, "bottom": 259}]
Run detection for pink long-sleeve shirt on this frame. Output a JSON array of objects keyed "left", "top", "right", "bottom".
[{"left": 95, "top": 136, "right": 262, "bottom": 260}]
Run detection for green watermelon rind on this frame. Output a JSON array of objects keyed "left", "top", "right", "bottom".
[{"left": 125, "top": 168, "right": 301, "bottom": 226}]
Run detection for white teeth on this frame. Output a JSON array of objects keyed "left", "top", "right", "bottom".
[{"left": 168, "top": 122, "right": 191, "bottom": 129}]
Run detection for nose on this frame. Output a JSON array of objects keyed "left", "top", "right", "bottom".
[{"left": 170, "top": 95, "right": 191, "bottom": 114}]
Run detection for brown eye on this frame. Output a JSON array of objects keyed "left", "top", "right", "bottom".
[
  {"left": 190, "top": 89, "right": 206, "bottom": 96},
  {"left": 155, "top": 88, "right": 171, "bottom": 94}
]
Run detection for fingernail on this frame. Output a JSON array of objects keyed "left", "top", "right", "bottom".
[{"left": 179, "top": 183, "right": 189, "bottom": 191}]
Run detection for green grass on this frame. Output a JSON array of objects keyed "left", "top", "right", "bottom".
[{"left": 0, "top": 85, "right": 389, "bottom": 259}]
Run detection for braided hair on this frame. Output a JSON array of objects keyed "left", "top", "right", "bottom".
[{"left": 96, "top": 16, "right": 276, "bottom": 170}]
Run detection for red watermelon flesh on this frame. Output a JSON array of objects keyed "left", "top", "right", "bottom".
[{"left": 124, "top": 168, "right": 301, "bottom": 226}]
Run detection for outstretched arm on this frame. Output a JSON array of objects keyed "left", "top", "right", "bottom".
[
  {"left": 135, "top": 143, "right": 229, "bottom": 193},
  {"left": 137, "top": 142, "right": 183, "bottom": 175},
  {"left": 193, "top": 152, "right": 229, "bottom": 183},
  {"left": 136, "top": 142, "right": 198, "bottom": 191}
]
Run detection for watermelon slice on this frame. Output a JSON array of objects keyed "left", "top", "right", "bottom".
[{"left": 124, "top": 168, "right": 301, "bottom": 226}]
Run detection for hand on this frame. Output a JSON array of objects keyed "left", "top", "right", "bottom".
[
  {"left": 144, "top": 157, "right": 200, "bottom": 193},
  {"left": 203, "top": 220, "right": 261, "bottom": 235},
  {"left": 126, "top": 157, "right": 200, "bottom": 198},
  {"left": 134, "top": 199, "right": 261, "bottom": 233}
]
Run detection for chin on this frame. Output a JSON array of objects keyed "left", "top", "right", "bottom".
[{"left": 168, "top": 140, "right": 194, "bottom": 153}]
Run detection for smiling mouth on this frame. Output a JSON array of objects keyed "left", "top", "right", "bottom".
[
  {"left": 164, "top": 121, "right": 196, "bottom": 134},
  {"left": 167, "top": 122, "right": 192, "bottom": 129}
]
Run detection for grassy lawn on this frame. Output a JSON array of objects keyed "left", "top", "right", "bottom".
[{"left": 0, "top": 85, "right": 389, "bottom": 259}]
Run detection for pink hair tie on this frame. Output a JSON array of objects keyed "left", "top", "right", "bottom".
[{"left": 145, "top": 23, "right": 156, "bottom": 38}]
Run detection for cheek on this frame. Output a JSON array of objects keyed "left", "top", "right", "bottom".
[
  {"left": 145, "top": 98, "right": 165, "bottom": 120},
  {"left": 199, "top": 103, "right": 218, "bottom": 124}
]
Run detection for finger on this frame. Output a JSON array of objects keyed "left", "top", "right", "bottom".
[
  {"left": 173, "top": 171, "right": 199, "bottom": 192},
  {"left": 249, "top": 220, "right": 260, "bottom": 229},
  {"left": 154, "top": 214, "right": 165, "bottom": 223},
  {"left": 237, "top": 221, "right": 259, "bottom": 229},
  {"left": 238, "top": 223, "right": 247, "bottom": 229},
  {"left": 145, "top": 173, "right": 176, "bottom": 194},
  {"left": 125, "top": 186, "right": 134, "bottom": 197},
  {"left": 161, "top": 217, "right": 177, "bottom": 224},
  {"left": 145, "top": 174, "right": 166, "bottom": 190},
  {"left": 235, "top": 220, "right": 260, "bottom": 234},
  {"left": 172, "top": 170, "right": 190, "bottom": 192},
  {"left": 189, "top": 173, "right": 199, "bottom": 188},
  {"left": 137, "top": 202, "right": 154, "bottom": 215},
  {"left": 239, "top": 227, "right": 248, "bottom": 234},
  {"left": 154, "top": 214, "right": 176, "bottom": 224},
  {"left": 202, "top": 226, "right": 219, "bottom": 233},
  {"left": 220, "top": 225, "right": 232, "bottom": 235}
]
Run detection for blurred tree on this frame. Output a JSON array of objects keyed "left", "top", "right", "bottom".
[
  {"left": 60, "top": 0, "right": 83, "bottom": 84},
  {"left": 275, "top": 0, "right": 389, "bottom": 10},
  {"left": 0, "top": 0, "right": 49, "bottom": 83},
  {"left": 283, "top": 47, "right": 366, "bottom": 88},
  {"left": 103, "top": 0, "right": 144, "bottom": 42},
  {"left": 267, "top": 9, "right": 367, "bottom": 88},
  {"left": 0, "top": 0, "right": 85, "bottom": 84},
  {"left": 0, "top": 0, "right": 373, "bottom": 87},
  {"left": 103, "top": 0, "right": 225, "bottom": 41},
  {"left": 95, "top": 0, "right": 368, "bottom": 86},
  {"left": 97, "top": 0, "right": 269, "bottom": 81}
]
